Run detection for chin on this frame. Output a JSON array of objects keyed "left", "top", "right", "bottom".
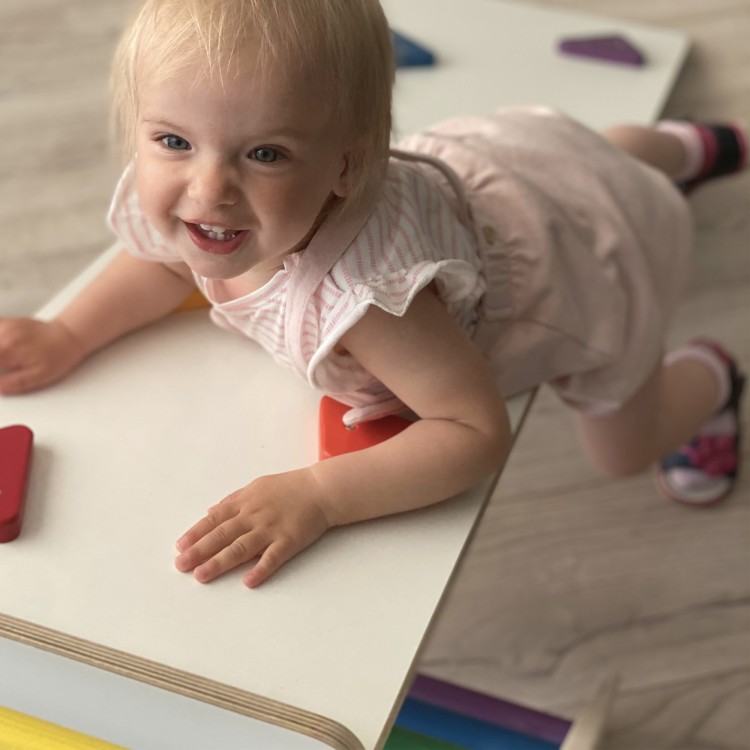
[
  {"left": 193, "top": 264, "right": 249, "bottom": 281},
  {"left": 181, "top": 250, "right": 251, "bottom": 280}
]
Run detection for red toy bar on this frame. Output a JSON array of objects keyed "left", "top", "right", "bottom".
[
  {"left": 318, "top": 396, "right": 411, "bottom": 460},
  {"left": 0, "top": 425, "right": 34, "bottom": 542}
]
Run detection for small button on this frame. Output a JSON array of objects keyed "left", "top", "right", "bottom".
[{"left": 482, "top": 225, "right": 498, "bottom": 245}]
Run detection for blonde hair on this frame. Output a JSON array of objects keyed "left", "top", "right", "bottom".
[{"left": 111, "top": 0, "right": 395, "bottom": 206}]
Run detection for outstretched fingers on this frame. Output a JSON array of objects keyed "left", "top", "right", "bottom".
[
  {"left": 174, "top": 504, "right": 295, "bottom": 586},
  {"left": 175, "top": 471, "right": 331, "bottom": 589},
  {"left": 0, "top": 317, "right": 87, "bottom": 394},
  {"left": 242, "top": 543, "right": 292, "bottom": 588},
  {"left": 175, "top": 507, "right": 254, "bottom": 581},
  {"left": 0, "top": 365, "right": 44, "bottom": 395}
]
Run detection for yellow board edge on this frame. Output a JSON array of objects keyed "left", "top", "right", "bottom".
[{"left": 0, "top": 705, "right": 127, "bottom": 750}]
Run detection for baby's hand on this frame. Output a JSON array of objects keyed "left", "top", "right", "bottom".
[
  {"left": 0, "top": 318, "right": 87, "bottom": 395},
  {"left": 174, "top": 469, "right": 331, "bottom": 588}
]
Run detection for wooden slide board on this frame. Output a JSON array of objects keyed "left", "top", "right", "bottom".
[{"left": 0, "top": 0, "right": 688, "bottom": 747}]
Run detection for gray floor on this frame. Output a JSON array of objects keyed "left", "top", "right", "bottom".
[{"left": 2, "top": 0, "right": 748, "bottom": 748}]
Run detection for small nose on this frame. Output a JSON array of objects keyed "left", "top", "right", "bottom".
[{"left": 187, "top": 157, "right": 239, "bottom": 208}]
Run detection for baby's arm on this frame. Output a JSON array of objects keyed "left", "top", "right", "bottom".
[
  {"left": 314, "top": 286, "right": 511, "bottom": 523},
  {"left": 0, "top": 250, "right": 195, "bottom": 394},
  {"left": 175, "top": 286, "right": 511, "bottom": 587}
]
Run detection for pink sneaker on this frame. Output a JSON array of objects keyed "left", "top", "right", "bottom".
[
  {"left": 680, "top": 122, "right": 747, "bottom": 193},
  {"left": 656, "top": 341, "right": 745, "bottom": 506}
]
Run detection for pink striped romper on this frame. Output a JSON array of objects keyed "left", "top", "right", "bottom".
[{"left": 108, "top": 107, "right": 692, "bottom": 424}]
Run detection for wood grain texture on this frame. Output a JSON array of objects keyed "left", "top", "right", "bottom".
[{"left": 1, "top": 1, "right": 748, "bottom": 748}]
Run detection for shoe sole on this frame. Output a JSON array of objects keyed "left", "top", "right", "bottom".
[{"left": 654, "top": 466, "right": 734, "bottom": 507}]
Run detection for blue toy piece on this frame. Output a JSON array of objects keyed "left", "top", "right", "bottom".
[{"left": 392, "top": 29, "right": 436, "bottom": 67}]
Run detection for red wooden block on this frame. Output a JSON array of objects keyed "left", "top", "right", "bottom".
[
  {"left": 318, "top": 396, "right": 411, "bottom": 460},
  {"left": 0, "top": 425, "right": 34, "bottom": 542}
]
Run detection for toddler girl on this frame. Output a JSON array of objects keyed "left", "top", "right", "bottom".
[{"left": 0, "top": 0, "right": 745, "bottom": 588}]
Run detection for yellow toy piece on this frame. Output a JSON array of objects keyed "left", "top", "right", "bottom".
[
  {"left": 175, "top": 289, "right": 211, "bottom": 312},
  {"left": 0, "top": 705, "right": 127, "bottom": 750}
]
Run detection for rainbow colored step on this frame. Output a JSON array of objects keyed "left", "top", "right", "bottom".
[{"left": 388, "top": 675, "right": 571, "bottom": 749}]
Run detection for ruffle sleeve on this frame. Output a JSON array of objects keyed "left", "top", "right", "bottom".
[{"left": 307, "top": 257, "right": 484, "bottom": 426}]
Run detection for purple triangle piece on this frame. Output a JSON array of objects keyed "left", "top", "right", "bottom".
[{"left": 559, "top": 34, "right": 646, "bottom": 66}]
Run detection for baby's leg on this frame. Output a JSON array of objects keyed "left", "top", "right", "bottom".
[
  {"left": 601, "top": 124, "right": 686, "bottom": 177},
  {"left": 575, "top": 355, "right": 718, "bottom": 477},
  {"left": 575, "top": 340, "right": 744, "bottom": 504},
  {"left": 602, "top": 121, "right": 746, "bottom": 190}
]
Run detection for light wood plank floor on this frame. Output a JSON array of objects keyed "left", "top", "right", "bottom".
[
  {"left": 418, "top": 3, "right": 750, "bottom": 749},
  {"left": 2, "top": 1, "right": 748, "bottom": 748}
]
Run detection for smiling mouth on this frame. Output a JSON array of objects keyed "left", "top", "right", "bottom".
[{"left": 185, "top": 222, "right": 249, "bottom": 255}]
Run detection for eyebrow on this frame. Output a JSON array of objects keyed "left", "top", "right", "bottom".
[
  {"left": 140, "top": 118, "right": 183, "bottom": 131},
  {"left": 139, "top": 117, "right": 312, "bottom": 143}
]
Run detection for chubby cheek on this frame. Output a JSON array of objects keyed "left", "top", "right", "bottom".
[
  {"left": 270, "top": 174, "right": 337, "bottom": 240},
  {"left": 279, "top": 187, "right": 323, "bottom": 235},
  {"left": 134, "top": 159, "right": 181, "bottom": 237}
]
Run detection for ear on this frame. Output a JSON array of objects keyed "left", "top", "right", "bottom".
[{"left": 332, "top": 154, "right": 350, "bottom": 198}]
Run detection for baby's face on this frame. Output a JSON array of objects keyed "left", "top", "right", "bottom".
[{"left": 133, "top": 55, "right": 349, "bottom": 283}]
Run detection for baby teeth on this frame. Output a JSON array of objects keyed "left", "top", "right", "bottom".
[{"left": 197, "top": 223, "right": 239, "bottom": 241}]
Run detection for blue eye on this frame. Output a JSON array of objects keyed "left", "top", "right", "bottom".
[
  {"left": 161, "top": 135, "right": 191, "bottom": 150},
  {"left": 251, "top": 147, "right": 282, "bottom": 163}
]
